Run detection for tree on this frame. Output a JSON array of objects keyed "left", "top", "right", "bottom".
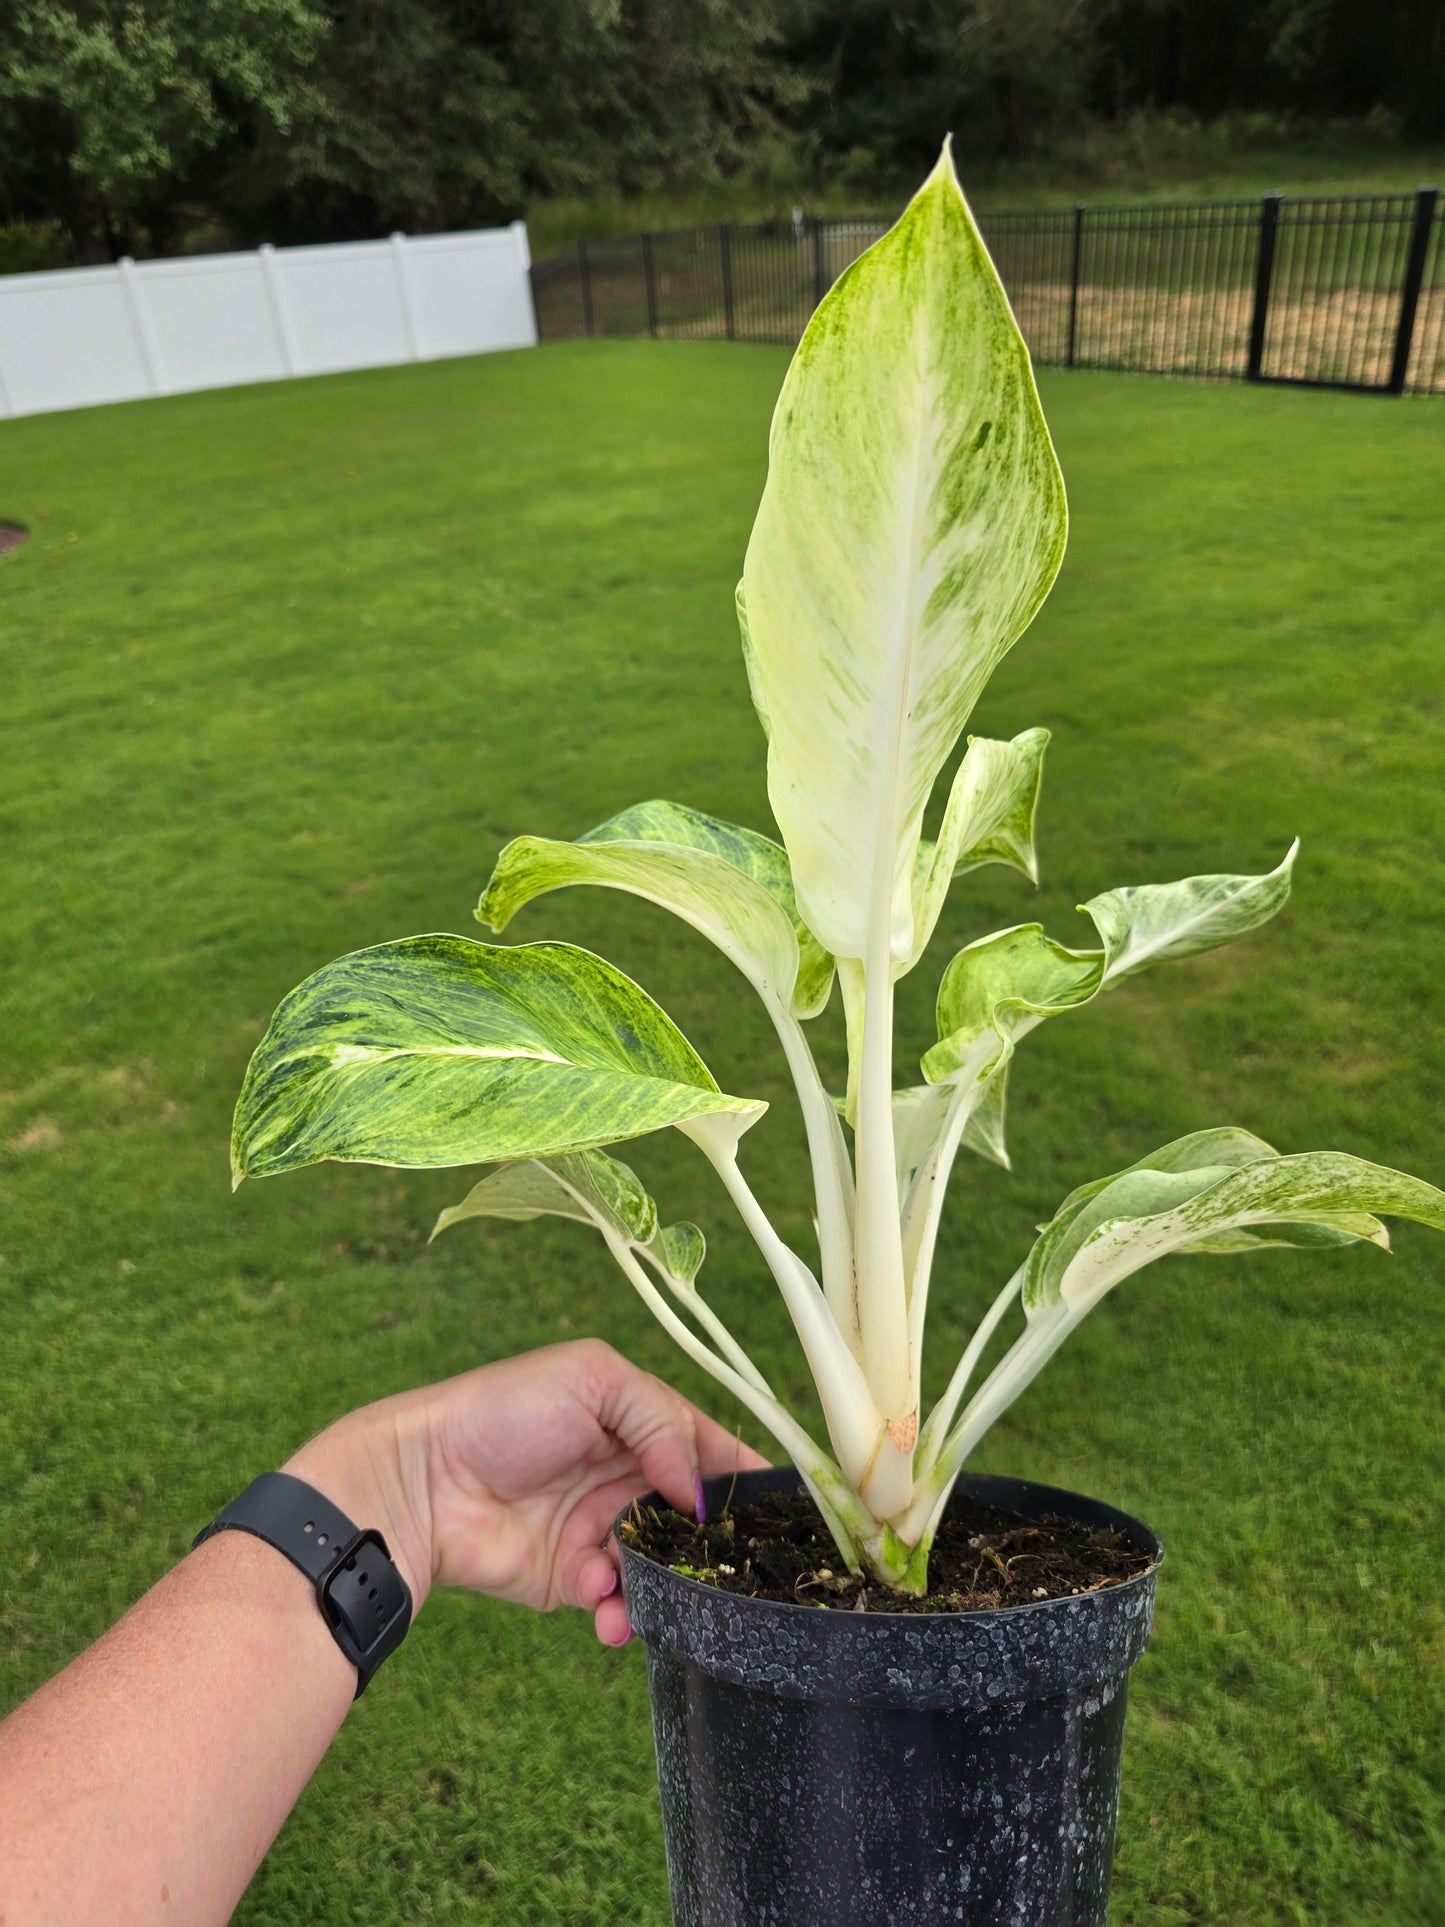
[
  {"left": 242, "top": 0, "right": 808, "bottom": 244},
  {"left": 784, "top": 0, "right": 1114, "bottom": 174},
  {"left": 0, "top": 0, "right": 328, "bottom": 256}
]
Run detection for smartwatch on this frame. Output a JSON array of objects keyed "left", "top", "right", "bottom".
[{"left": 193, "top": 1471, "right": 412, "bottom": 1696}]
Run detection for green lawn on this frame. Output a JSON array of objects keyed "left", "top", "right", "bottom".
[{"left": 2, "top": 344, "right": 1442, "bottom": 1924}]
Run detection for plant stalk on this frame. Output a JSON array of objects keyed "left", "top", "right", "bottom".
[
  {"left": 852, "top": 948, "right": 912, "bottom": 1429},
  {"left": 697, "top": 1139, "right": 882, "bottom": 1488}
]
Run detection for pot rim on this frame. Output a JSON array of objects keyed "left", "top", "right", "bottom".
[{"left": 615, "top": 1464, "right": 1163, "bottom": 1627}]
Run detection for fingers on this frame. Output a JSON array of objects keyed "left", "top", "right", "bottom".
[
  {"left": 572, "top": 1546, "right": 621, "bottom": 1612},
  {"left": 594, "top": 1589, "right": 633, "bottom": 1647},
  {"left": 589, "top": 1348, "right": 704, "bottom": 1520},
  {"left": 554, "top": 1511, "right": 633, "bottom": 1648},
  {"left": 584, "top": 1342, "right": 771, "bottom": 1519}
]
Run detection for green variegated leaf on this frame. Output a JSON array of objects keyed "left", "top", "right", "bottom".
[
  {"left": 923, "top": 924, "right": 1102, "bottom": 1087},
  {"left": 1047, "top": 1126, "right": 1281, "bottom": 1221},
  {"left": 1086, "top": 842, "right": 1297, "bottom": 985},
  {"left": 1022, "top": 1136, "right": 1442, "bottom": 1316},
  {"left": 652, "top": 1220, "right": 707, "bottom": 1285},
  {"left": 430, "top": 1148, "right": 656, "bottom": 1246},
  {"left": 910, "top": 728, "right": 1049, "bottom": 968},
  {"left": 1179, "top": 1220, "right": 1387, "bottom": 1254},
  {"left": 904, "top": 923, "right": 1097, "bottom": 1182},
  {"left": 740, "top": 142, "right": 1067, "bottom": 967},
  {"left": 232, "top": 935, "right": 764, "bottom": 1183},
  {"left": 432, "top": 1159, "right": 596, "bottom": 1237},
  {"left": 432, "top": 1148, "right": 708, "bottom": 1290},
  {"left": 920, "top": 844, "right": 1299, "bottom": 1170},
  {"left": 477, "top": 800, "right": 833, "bottom": 1020}
]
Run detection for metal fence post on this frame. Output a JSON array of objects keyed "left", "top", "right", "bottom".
[
  {"left": 577, "top": 239, "right": 594, "bottom": 337},
  {"left": 812, "top": 217, "right": 826, "bottom": 309},
  {"left": 1247, "top": 192, "right": 1282, "bottom": 382},
  {"left": 1388, "top": 185, "right": 1438, "bottom": 395},
  {"left": 641, "top": 231, "right": 659, "bottom": 336},
  {"left": 1066, "top": 201, "right": 1084, "bottom": 368},
  {"left": 719, "top": 223, "right": 736, "bottom": 339}
]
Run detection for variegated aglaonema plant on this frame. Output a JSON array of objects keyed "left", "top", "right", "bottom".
[{"left": 233, "top": 146, "right": 1445, "bottom": 1593}]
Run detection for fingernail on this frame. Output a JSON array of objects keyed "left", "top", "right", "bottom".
[
  {"left": 694, "top": 1473, "right": 707, "bottom": 1524},
  {"left": 600, "top": 1570, "right": 619, "bottom": 1601}
]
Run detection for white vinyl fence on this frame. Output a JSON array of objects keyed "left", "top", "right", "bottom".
[{"left": 0, "top": 223, "right": 537, "bottom": 419}]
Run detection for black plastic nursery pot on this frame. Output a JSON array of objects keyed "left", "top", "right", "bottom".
[{"left": 617, "top": 1467, "right": 1162, "bottom": 1927}]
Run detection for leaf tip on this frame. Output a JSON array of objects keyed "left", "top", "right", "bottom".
[{"left": 918, "top": 133, "right": 964, "bottom": 211}]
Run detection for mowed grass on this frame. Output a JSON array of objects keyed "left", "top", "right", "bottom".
[{"left": 1, "top": 344, "right": 1442, "bottom": 1925}]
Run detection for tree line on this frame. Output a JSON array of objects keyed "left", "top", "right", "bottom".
[{"left": 1, "top": 0, "right": 1439, "bottom": 263}]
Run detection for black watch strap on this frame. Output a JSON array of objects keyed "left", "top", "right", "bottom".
[{"left": 193, "top": 1471, "right": 412, "bottom": 1696}]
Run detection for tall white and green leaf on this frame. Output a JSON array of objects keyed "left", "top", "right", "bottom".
[
  {"left": 232, "top": 935, "right": 764, "bottom": 1183},
  {"left": 741, "top": 143, "right": 1066, "bottom": 1464},
  {"left": 740, "top": 147, "right": 1067, "bottom": 968}
]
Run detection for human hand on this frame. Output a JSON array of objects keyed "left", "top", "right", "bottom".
[{"left": 285, "top": 1340, "right": 768, "bottom": 1646}]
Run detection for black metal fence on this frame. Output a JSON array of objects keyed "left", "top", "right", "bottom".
[{"left": 532, "top": 188, "right": 1443, "bottom": 396}]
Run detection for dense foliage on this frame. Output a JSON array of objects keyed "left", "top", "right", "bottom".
[{"left": 0, "top": 0, "right": 1439, "bottom": 263}]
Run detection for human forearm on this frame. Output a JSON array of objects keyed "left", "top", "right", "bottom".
[
  {"left": 0, "top": 1531, "right": 356, "bottom": 1925},
  {"left": 0, "top": 1341, "right": 764, "bottom": 1923},
  {"left": 0, "top": 1406, "right": 431, "bottom": 1926}
]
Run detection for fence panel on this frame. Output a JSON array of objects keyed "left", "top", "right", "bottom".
[
  {"left": 532, "top": 192, "right": 1442, "bottom": 397},
  {"left": 979, "top": 209, "right": 1076, "bottom": 366},
  {"left": 1071, "top": 201, "right": 1261, "bottom": 379},
  {"left": 0, "top": 223, "right": 536, "bottom": 419},
  {"left": 1259, "top": 193, "right": 1418, "bottom": 389},
  {"left": 405, "top": 228, "right": 539, "bottom": 362},
  {"left": 650, "top": 227, "right": 726, "bottom": 339},
  {"left": 0, "top": 267, "right": 154, "bottom": 415},
  {"left": 129, "top": 252, "right": 287, "bottom": 394}
]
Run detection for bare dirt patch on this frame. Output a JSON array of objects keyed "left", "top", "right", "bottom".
[{"left": 0, "top": 523, "right": 29, "bottom": 558}]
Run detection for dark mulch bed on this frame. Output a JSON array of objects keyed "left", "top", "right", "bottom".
[{"left": 621, "top": 1486, "right": 1154, "bottom": 1615}]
